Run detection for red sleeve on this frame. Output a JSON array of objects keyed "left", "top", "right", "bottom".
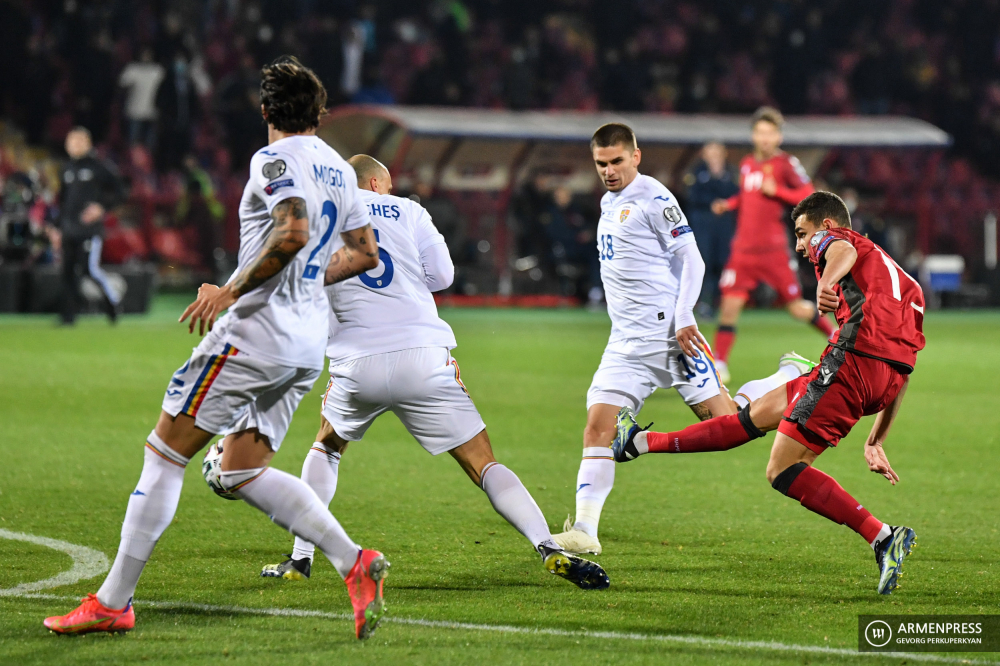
[
  {"left": 772, "top": 156, "right": 814, "bottom": 206},
  {"left": 807, "top": 229, "right": 853, "bottom": 264},
  {"left": 724, "top": 191, "right": 741, "bottom": 211}
]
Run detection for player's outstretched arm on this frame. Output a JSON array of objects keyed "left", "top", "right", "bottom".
[
  {"left": 816, "top": 240, "right": 858, "bottom": 314},
  {"left": 181, "top": 197, "right": 309, "bottom": 335},
  {"left": 324, "top": 224, "right": 379, "bottom": 285},
  {"left": 864, "top": 376, "right": 910, "bottom": 485}
]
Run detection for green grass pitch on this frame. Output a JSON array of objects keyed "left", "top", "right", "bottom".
[{"left": 1, "top": 297, "right": 997, "bottom": 665}]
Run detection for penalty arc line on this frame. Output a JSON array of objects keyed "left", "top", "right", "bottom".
[
  {"left": 12, "top": 593, "right": 999, "bottom": 665},
  {"left": 1, "top": 530, "right": 996, "bottom": 665},
  {"left": 0, "top": 529, "right": 109, "bottom": 597}
]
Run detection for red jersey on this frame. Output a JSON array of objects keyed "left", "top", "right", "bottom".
[
  {"left": 725, "top": 152, "right": 813, "bottom": 255},
  {"left": 808, "top": 227, "right": 925, "bottom": 373}
]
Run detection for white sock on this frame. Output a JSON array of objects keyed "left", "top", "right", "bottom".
[
  {"left": 481, "top": 463, "right": 559, "bottom": 552},
  {"left": 224, "top": 466, "right": 360, "bottom": 578},
  {"left": 292, "top": 443, "right": 342, "bottom": 562},
  {"left": 870, "top": 523, "right": 892, "bottom": 550},
  {"left": 733, "top": 364, "right": 801, "bottom": 409},
  {"left": 633, "top": 430, "right": 650, "bottom": 455},
  {"left": 97, "top": 432, "right": 188, "bottom": 609},
  {"left": 572, "top": 448, "right": 615, "bottom": 538}
]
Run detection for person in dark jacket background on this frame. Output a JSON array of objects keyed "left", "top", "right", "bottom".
[
  {"left": 683, "top": 141, "right": 738, "bottom": 315},
  {"left": 53, "top": 126, "right": 126, "bottom": 324}
]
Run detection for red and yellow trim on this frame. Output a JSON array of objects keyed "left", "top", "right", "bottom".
[
  {"left": 225, "top": 468, "right": 267, "bottom": 492},
  {"left": 450, "top": 358, "right": 469, "bottom": 395},
  {"left": 145, "top": 441, "right": 186, "bottom": 468},
  {"left": 181, "top": 344, "right": 239, "bottom": 418}
]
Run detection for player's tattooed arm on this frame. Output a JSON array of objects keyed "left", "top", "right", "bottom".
[
  {"left": 180, "top": 197, "right": 309, "bottom": 335},
  {"left": 864, "top": 376, "right": 909, "bottom": 485},
  {"left": 230, "top": 197, "right": 310, "bottom": 297},
  {"left": 324, "top": 224, "right": 379, "bottom": 285}
]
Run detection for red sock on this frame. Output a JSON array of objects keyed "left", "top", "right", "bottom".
[
  {"left": 647, "top": 414, "right": 752, "bottom": 453},
  {"left": 714, "top": 325, "right": 736, "bottom": 362},
  {"left": 786, "top": 466, "right": 883, "bottom": 543},
  {"left": 811, "top": 312, "right": 836, "bottom": 338}
]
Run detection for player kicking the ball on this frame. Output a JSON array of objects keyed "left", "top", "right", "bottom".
[
  {"left": 44, "top": 57, "right": 392, "bottom": 640},
  {"left": 259, "top": 155, "right": 608, "bottom": 590},
  {"left": 552, "top": 123, "right": 816, "bottom": 556},
  {"left": 613, "top": 191, "right": 923, "bottom": 594}
]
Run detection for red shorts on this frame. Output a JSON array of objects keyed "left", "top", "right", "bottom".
[
  {"left": 777, "top": 347, "right": 907, "bottom": 454},
  {"left": 719, "top": 251, "right": 802, "bottom": 305}
]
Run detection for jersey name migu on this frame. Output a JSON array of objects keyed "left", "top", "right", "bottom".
[
  {"left": 225, "top": 135, "right": 369, "bottom": 369},
  {"left": 597, "top": 174, "right": 697, "bottom": 342}
]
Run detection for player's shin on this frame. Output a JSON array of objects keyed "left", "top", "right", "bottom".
[
  {"left": 573, "top": 448, "right": 615, "bottom": 537},
  {"left": 643, "top": 406, "right": 765, "bottom": 454},
  {"left": 772, "top": 463, "right": 885, "bottom": 544},
  {"left": 224, "top": 466, "right": 360, "bottom": 578},
  {"left": 97, "top": 432, "right": 189, "bottom": 610},
  {"left": 480, "top": 463, "right": 559, "bottom": 552},
  {"left": 291, "top": 443, "right": 342, "bottom": 562}
]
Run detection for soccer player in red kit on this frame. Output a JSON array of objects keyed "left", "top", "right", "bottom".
[
  {"left": 710, "top": 107, "right": 836, "bottom": 383},
  {"left": 614, "top": 191, "right": 924, "bottom": 595}
]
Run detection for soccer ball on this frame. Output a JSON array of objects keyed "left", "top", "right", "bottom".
[{"left": 202, "top": 440, "right": 238, "bottom": 501}]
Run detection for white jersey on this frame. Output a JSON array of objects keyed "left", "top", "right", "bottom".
[
  {"left": 224, "top": 135, "right": 369, "bottom": 369},
  {"left": 597, "top": 173, "right": 698, "bottom": 342},
  {"left": 325, "top": 189, "right": 457, "bottom": 365}
]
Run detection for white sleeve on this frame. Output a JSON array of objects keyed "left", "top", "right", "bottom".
[
  {"left": 673, "top": 242, "right": 705, "bottom": 331},
  {"left": 412, "top": 202, "right": 453, "bottom": 290},
  {"left": 647, "top": 193, "right": 696, "bottom": 252},
  {"left": 248, "top": 149, "right": 308, "bottom": 214},
  {"left": 340, "top": 174, "right": 370, "bottom": 233},
  {"left": 421, "top": 242, "right": 454, "bottom": 292}
]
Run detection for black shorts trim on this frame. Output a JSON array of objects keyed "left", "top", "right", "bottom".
[{"left": 787, "top": 346, "right": 847, "bottom": 427}]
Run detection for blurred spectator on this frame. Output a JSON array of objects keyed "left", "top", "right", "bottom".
[
  {"left": 540, "top": 186, "right": 599, "bottom": 301},
  {"left": 118, "top": 47, "right": 165, "bottom": 150},
  {"left": 684, "top": 142, "right": 738, "bottom": 315},
  {"left": 156, "top": 52, "right": 200, "bottom": 171},
  {"left": 512, "top": 173, "right": 552, "bottom": 265},
  {"left": 53, "top": 127, "right": 126, "bottom": 325}
]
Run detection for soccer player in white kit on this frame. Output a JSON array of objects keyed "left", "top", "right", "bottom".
[
  {"left": 260, "top": 155, "right": 609, "bottom": 590},
  {"left": 44, "top": 58, "right": 392, "bottom": 640},
  {"left": 552, "top": 124, "right": 815, "bottom": 555}
]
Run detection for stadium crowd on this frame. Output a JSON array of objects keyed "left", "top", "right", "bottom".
[{"left": 0, "top": 0, "right": 997, "bottom": 295}]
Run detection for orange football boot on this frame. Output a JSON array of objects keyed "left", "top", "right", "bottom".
[
  {"left": 44, "top": 594, "right": 135, "bottom": 635},
  {"left": 344, "top": 549, "right": 389, "bottom": 639}
]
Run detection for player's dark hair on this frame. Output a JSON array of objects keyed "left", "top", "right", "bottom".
[
  {"left": 751, "top": 106, "right": 784, "bottom": 130},
  {"left": 792, "top": 191, "right": 853, "bottom": 229},
  {"left": 260, "top": 56, "right": 327, "bottom": 133},
  {"left": 591, "top": 123, "right": 637, "bottom": 151}
]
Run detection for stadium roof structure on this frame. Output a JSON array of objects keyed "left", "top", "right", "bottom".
[{"left": 325, "top": 106, "right": 951, "bottom": 149}]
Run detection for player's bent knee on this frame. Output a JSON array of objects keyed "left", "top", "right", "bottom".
[{"left": 769, "top": 461, "right": 808, "bottom": 493}]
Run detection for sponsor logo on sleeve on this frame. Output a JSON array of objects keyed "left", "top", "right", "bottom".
[
  {"left": 262, "top": 159, "right": 287, "bottom": 180},
  {"left": 663, "top": 205, "right": 683, "bottom": 225},
  {"left": 671, "top": 224, "right": 693, "bottom": 238},
  {"left": 264, "top": 178, "right": 295, "bottom": 195},
  {"left": 810, "top": 230, "right": 829, "bottom": 247}
]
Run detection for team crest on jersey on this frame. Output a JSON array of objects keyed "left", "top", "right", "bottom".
[
  {"left": 663, "top": 205, "right": 682, "bottom": 225},
  {"left": 262, "top": 159, "right": 286, "bottom": 180},
  {"left": 618, "top": 206, "right": 632, "bottom": 224},
  {"left": 810, "top": 230, "right": 829, "bottom": 247}
]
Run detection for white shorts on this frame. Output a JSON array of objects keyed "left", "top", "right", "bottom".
[
  {"left": 321, "top": 347, "right": 486, "bottom": 456},
  {"left": 586, "top": 336, "right": 723, "bottom": 413},
  {"left": 162, "top": 330, "right": 321, "bottom": 451}
]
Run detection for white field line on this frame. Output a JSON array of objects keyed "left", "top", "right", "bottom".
[
  {"left": 3, "top": 530, "right": 997, "bottom": 665},
  {"left": 12, "top": 592, "right": 999, "bottom": 665},
  {"left": 0, "top": 529, "right": 108, "bottom": 596}
]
